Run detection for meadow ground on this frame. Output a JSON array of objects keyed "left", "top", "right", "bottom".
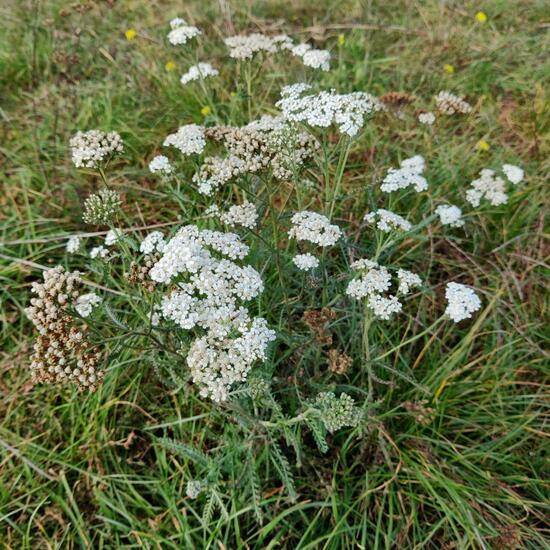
[{"left": 0, "top": 0, "right": 549, "bottom": 548}]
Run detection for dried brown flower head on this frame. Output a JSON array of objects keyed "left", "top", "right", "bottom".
[
  {"left": 128, "top": 254, "right": 159, "bottom": 292},
  {"left": 302, "top": 308, "right": 336, "bottom": 346},
  {"left": 403, "top": 400, "right": 435, "bottom": 426},
  {"left": 327, "top": 349, "right": 352, "bottom": 374},
  {"left": 380, "top": 91, "right": 417, "bottom": 108},
  {"left": 25, "top": 266, "right": 103, "bottom": 391}
]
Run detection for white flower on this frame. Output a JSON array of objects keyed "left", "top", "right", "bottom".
[
  {"left": 466, "top": 168, "right": 508, "bottom": 207},
  {"left": 66, "top": 235, "right": 81, "bottom": 254},
  {"left": 224, "top": 33, "right": 278, "bottom": 59},
  {"left": 418, "top": 111, "right": 435, "bottom": 125},
  {"left": 396, "top": 269, "right": 422, "bottom": 295},
  {"left": 186, "top": 480, "right": 206, "bottom": 499},
  {"left": 105, "top": 229, "right": 122, "bottom": 246},
  {"left": 301, "top": 49, "right": 331, "bottom": 71},
  {"left": 380, "top": 155, "right": 428, "bottom": 193},
  {"left": 74, "top": 292, "right": 101, "bottom": 318},
  {"left": 167, "top": 18, "right": 201, "bottom": 45},
  {"left": 276, "top": 84, "right": 380, "bottom": 137},
  {"left": 502, "top": 164, "right": 524, "bottom": 185},
  {"left": 288, "top": 211, "right": 342, "bottom": 247},
  {"left": 180, "top": 62, "right": 219, "bottom": 85},
  {"left": 444, "top": 282, "right": 482, "bottom": 323},
  {"left": 292, "top": 253, "right": 319, "bottom": 271},
  {"left": 435, "top": 204, "right": 464, "bottom": 227},
  {"left": 364, "top": 209, "right": 412, "bottom": 232},
  {"left": 90, "top": 246, "right": 109, "bottom": 259},
  {"left": 70, "top": 130, "right": 123, "bottom": 168},
  {"left": 149, "top": 155, "right": 173, "bottom": 174},
  {"left": 140, "top": 231, "right": 165, "bottom": 254},
  {"left": 219, "top": 201, "right": 258, "bottom": 229},
  {"left": 163, "top": 124, "right": 206, "bottom": 155},
  {"left": 367, "top": 294, "right": 403, "bottom": 320}
]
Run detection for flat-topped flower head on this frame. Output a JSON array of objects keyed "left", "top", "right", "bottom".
[
  {"left": 149, "top": 155, "right": 173, "bottom": 174},
  {"left": 502, "top": 164, "right": 524, "bottom": 185},
  {"left": 224, "top": 33, "right": 278, "bottom": 59},
  {"left": 314, "top": 392, "right": 361, "bottom": 433},
  {"left": 396, "top": 269, "right": 422, "bottom": 295},
  {"left": 364, "top": 209, "right": 412, "bottom": 232},
  {"left": 418, "top": 111, "right": 435, "bottom": 125},
  {"left": 70, "top": 130, "right": 123, "bottom": 168},
  {"left": 219, "top": 201, "right": 258, "bottom": 229},
  {"left": 380, "top": 155, "right": 428, "bottom": 193},
  {"left": 163, "top": 124, "right": 206, "bottom": 155},
  {"left": 444, "top": 282, "right": 482, "bottom": 322},
  {"left": 277, "top": 84, "right": 380, "bottom": 137},
  {"left": 436, "top": 204, "right": 464, "bottom": 227},
  {"left": 466, "top": 168, "right": 508, "bottom": 207},
  {"left": 74, "top": 292, "right": 101, "bottom": 318},
  {"left": 180, "top": 62, "right": 219, "bottom": 85},
  {"left": 167, "top": 18, "right": 201, "bottom": 45},
  {"left": 288, "top": 211, "right": 342, "bottom": 247},
  {"left": 293, "top": 253, "right": 319, "bottom": 271},
  {"left": 66, "top": 235, "right": 81, "bottom": 254}
]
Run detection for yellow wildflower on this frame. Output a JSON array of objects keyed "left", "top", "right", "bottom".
[
  {"left": 125, "top": 29, "right": 137, "bottom": 41},
  {"left": 165, "top": 61, "right": 176, "bottom": 72},
  {"left": 443, "top": 63, "right": 455, "bottom": 74},
  {"left": 476, "top": 139, "right": 490, "bottom": 151},
  {"left": 475, "top": 11, "right": 487, "bottom": 23},
  {"left": 200, "top": 106, "right": 211, "bottom": 117},
  {"left": 338, "top": 34, "right": 345, "bottom": 46}
]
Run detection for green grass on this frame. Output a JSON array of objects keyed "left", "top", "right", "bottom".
[{"left": 1, "top": 0, "right": 549, "bottom": 548}]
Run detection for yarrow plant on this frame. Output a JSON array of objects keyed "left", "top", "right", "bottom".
[{"left": 22, "top": 16, "right": 529, "bottom": 522}]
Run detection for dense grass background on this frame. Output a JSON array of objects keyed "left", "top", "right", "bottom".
[{"left": 1, "top": 0, "right": 549, "bottom": 548}]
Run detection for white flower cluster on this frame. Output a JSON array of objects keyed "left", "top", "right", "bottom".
[
  {"left": 224, "top": 33, "right": 279, "bottom": 59},
  {"left": 149, "top": 155, "right": 173, "bottom": 174},
  {"left": 465, "top": 168, "right": 508, "bottom": 207},
  {"left": 288, "top": 211, "right": 342, "bottom": 247},
  {"left": 139, "top": 231, "right": 165, "bottom": 254},
  {"left": 74, "top": 292, "right": 102, "bottom": 318},
  {"left": 163, "top": 124, "right": 206, "bottom": 156},
  {"left": 193, "top": 155, "right": 244, "bottom": 196},
  {"left": 147, "top": 225, "right": 275, "bottom": 401},
  {"left": 418, "top": 111, "right": 435, "bottom": 125},
  {"left": 90, "top": 245, "right": 109, "bottom": 259},
  {"left": 435, "top": 204, "right": 464, "bottom": 227},
  {"left": 219, "top": 201, "right": 258, "bottom": 229},
  {"left": 435, "top": 91, "right": 472, "bottom": 115},
  {"left": 180, "top": 62, "right": 219, "bottom": 85},
  {"left": 292, "top": 253, "right": 319, "bottom": 271},
  {"left": 291, "top": 43, "right": 330, "bottom": 71},
  {"left": 167, "top": 17, "right": 201, "bottom": 45},
  {"left": 186, "top": 479, "right": 207, "bottom": 499},
  {"left": 444, "top": 282, "right": 482, "bottom": 323},
  {"left": 364, "top": 209, "right": 412, "bottom": 232},
  {"left": 276, "top": 83, "right": 381, "bottom": 137},
  {"left": 380, "top": 155, "right": 428, "bottom": 193},
  {"left": 66, "top": 235, "right": 81, "bottom": 254},
  {"left": 502, "top": 164, "right": 524, "bottom": 185},
  {"left": 105, "top": 229, "right": 122, "bottom": 246},
  {"left": 346, "top": 260, "right": 421, "bottom": 320},
  {"left": 70, "top": 130, "right": 123, "bottom": 168}
]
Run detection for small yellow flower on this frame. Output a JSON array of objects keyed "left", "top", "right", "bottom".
[
  {"left": 200, "top": 106, "right": 211, "bottom": 117},
  {"left": 338, "top": 34, "right": 345, "bottom": 46},
  {"left": 125, "top": 29, "right": 137, "bottom": 41},
  {"left": 230, "top": 91, "right": 237, "bottom": 97},
  {"left": 443, "top": 63, "right": 455, "bottom": 74},
  {"left": 476, "top": 139, "right": 490, "bottom": 151},
  {"left": 475, "top": 11, "right": 488, "bottom": 23},
  {"left": 165, "top": 61, "right": 176, "bottom": 72}
]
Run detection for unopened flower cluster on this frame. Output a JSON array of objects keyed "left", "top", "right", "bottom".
[
  {"left": 25, "top": 266, "right": 102, "bottom": 391},
  {"left": 313, "top": 392, "right": 361, "bottom": 433},
  {"left": 82, "top": 188, "right": 121, "bottom": 225},
  {"left": 70, "top": 130, "right": 123, "bottom": 168},
  {"left": 143, "top": 225, "right": 276, "bottom": 401},
  {"left": 435, "top": 91, "right": 472, "bottom": 115}
]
